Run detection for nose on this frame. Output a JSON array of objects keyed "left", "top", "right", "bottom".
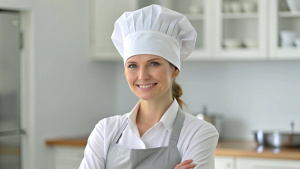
[{"left": 138, "top": 66, "right": 150, "bottom": 80}]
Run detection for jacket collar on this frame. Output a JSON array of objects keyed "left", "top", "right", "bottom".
[{"left": 127, "top": 99, "right": 179, "bottom": 132}]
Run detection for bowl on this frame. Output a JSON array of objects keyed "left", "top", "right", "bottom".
[
  {"left": 281, "top": 39, "right": 295, "bottom": 48},
  {"left": 286, "top": 0, "right": 300, "bottom": 13},
  {"left": 280, "top": 30, "right": 297, "bottom": 41},
  {"left": 230, "top": 2, "right": 242, "bottom": 13},
  {"left": 242, "top": 2, "right": 256, "bottom": 13},
  {"left": 280, "top": 30, "right": 298, "bottom": 47},
  {"left": 295, "top": 38, "right": 300, "bottom": 48},
  {"left": 254, "top": 130, "right": 300, "bottom": 147},
  {"left": 224, "top": 39, "right": 242, "bottom": 48},
  {"left": 189, "top": 5, "right": 202, "bottom": 14},
  {"left": 244, "top": 39, "right": 258, "bottom": 48},
  {"left": 223, "top": 2, "right": 231, "bottom": 13}
]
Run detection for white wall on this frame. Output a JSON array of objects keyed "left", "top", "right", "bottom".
[
  {"left": 33, "top": 1, "right": 119, "bottom": 169},
  {"left": 179, "top": 61, "right": 300, "bottom": 140},
  {"left": 115, "top": 61, "right": 300, "bottom": 140}
]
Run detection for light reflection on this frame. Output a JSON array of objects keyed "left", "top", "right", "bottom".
[
  {"left": 256, "top": 130, "right": 264, "bottom": 145},
  {"left": 256, "top": 145, "right": 281, "bottom": 154},
  {"left": 273, "top": 132, "right": 281, "bottom": 147},
  {"left": 257, "top": 145, "right": 264, "bottom": 153},
  {"left": 273, "top": 147, "right": 281, "bottom": 154}
]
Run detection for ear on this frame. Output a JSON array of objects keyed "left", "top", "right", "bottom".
[{"left": 172, "top": 68, "right": 180, "bottom": 78}]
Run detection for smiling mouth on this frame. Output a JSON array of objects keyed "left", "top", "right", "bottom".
[{"left": 138, "top": 83, "right": 157, "bottom": 89}]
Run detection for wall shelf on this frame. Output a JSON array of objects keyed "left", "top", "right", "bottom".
[
  {"left": 222, "top": 13, "right": 258, "bottom": 19},
  {"left": 279, "top": 11, "right": 300, "bottom": 18},
  {"left": 185, "top": 14, "right": 204, "bottom": 20}
]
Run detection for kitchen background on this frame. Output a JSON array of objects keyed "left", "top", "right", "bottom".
[{"left": 0, "top": 0, "right": 300, "bottom": 169}]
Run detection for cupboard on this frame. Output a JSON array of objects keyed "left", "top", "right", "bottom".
[
  {"left": 89, "top": 0, "right": 300, "bottom": 61},
  {"left": 48, "top": 147, "right": 300, "bottom": 169},
  {"left": 216, "top": 156, "right": 300, "bottom": 169},
  {"left": 49, "top": 146, "right": 84, "bottom": 169}
]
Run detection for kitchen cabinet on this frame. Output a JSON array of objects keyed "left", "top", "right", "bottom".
[
  {"left": 89, "top": 0, "right": 300, "bottom": 61},
  {"left": 47, "top": 139, "right": 300, "bottom": 169},
  {"left": 269, "top": 0, "right": 300, "bottom": 59},
  {"left": 49, "top": 146, "right": 84, "bottom": 169},
  {"left": 89, "top": 0, "right": 135, "bottom": 61},
  {"left": 215, "top": 156, "right": 235, "bottom": 169},
  {"left": 214, "top": 0, "right": 268, "bottom": 60},
  {"left": 236, "top": 157, "right": 300, "bottom": 169},
  {"left": 89, "top": 0, "right": 212, "bottom": 61},
  {"left": 163, "top": 0, "right": 213, "bottom": 60},
  {"left": 89, "top": 0, "right": 213, "bottom": 61},
  {"left": 216, "top": 156, "right": 300, "bottom": 169}
]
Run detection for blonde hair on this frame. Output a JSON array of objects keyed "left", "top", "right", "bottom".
[
  {"left": 168, "top": 62, "right": 186, "bottom": 109},
  {"left": 172, "top": 80, "right": 186, "bottom": 109}
]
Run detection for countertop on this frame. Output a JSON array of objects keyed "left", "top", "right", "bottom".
[
  {"left": 46, "top": 138, "right": 300, "bottom": 160},
  {"left": 215, "top": 140, "right": 300, "bottom": 160}
]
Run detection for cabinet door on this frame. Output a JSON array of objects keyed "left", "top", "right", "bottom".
[
  {"left": 214, "top": 0, "right": 268, "bottom": 60},
  {"left": 50, "top": 146, "right": 85, "bottom": 169},
  {"left": 236, "top": 157, "right": 300, "bottom": 169},
  {"left": 90, "top": 0, "right": 213, "bottom": 61},
  {"left": 173, "top": 0, "right": 213, "bottom": 60},
  {"left": 89, "top": 0, "right": 135, "bottom": 60},
  {"left": 135, "top": 0, "right": 214, "bottom": 61},
  {"left": 269, "top": 0, "right": 300, "bottom": 59},
  {"left": 215, "top": 156, "right": 235, "bottom": 169}
]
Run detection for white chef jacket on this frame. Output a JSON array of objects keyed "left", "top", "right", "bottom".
[{"left": 79, "top": 99, "right": 219, "bottom": 169}]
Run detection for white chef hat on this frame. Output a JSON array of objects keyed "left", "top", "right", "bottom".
[{"left": 111, "top": 4, "right": 197, "bottom": 70}]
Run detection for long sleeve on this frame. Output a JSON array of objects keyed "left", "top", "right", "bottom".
[
  {"left": 79, "top": 121, "right": 106, "bottom": 169},
  {"left": 185, "top": 126, "right": 219, "bottom": 168},
  {"left": 178, "top": 114, "right": 219, "bottom": 169},
  {"left": 79, "top": 115, "right": 125, "bottom": 169}
]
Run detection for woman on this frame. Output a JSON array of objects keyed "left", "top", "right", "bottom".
[{"left": 80, "top": 4, "right": 219, "bottom": 169}]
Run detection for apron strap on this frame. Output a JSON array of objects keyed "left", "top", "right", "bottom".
[
  {"left": 169, "top": 108, "right": 185, "bottom": 146},
  {"left": 112, "top": 108, "right": 185, "bottom": 145},
  {"left": 112, "top": 120, "right": 128, "bottom": 143}
]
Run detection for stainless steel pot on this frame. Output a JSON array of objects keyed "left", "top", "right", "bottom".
[
  {"left": 254, "top": 130, "right": 300, "bottom": 147},
  {"left": 254, "top": 122, "right": 300, "bottom": 147}
]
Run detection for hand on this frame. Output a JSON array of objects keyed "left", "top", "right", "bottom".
[{"left": 174, "top": 159, "right": 196, "bottom": 169}]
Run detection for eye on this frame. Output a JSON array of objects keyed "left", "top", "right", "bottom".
[
  {"left": 150, "top": 62, "right": 160, "bottom": 66},
  {"left": 128, "top": 64, "right": 137, "bottom": 68}
]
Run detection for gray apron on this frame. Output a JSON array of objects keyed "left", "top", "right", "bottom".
[{"left": 106, "top": 108, "right": 185, "bottom": 169}]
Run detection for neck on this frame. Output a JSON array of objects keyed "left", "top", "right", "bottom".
[{"left": 136, "top": 95, "right": 173, "bottom": 127}]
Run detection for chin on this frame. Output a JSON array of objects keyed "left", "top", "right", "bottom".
[{"left": 138, "top": 95, "right": 155, "bottom": 101}]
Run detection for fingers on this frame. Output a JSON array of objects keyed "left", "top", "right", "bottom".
[
  {"left": 177, "top": 159, "right": 193, "bottom": 167},
  {"left": 174, "top": 159, "right": 196, "bottom": 169}
]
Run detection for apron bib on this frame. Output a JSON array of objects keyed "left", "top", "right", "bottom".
[{"left": 106, "top": 108, "right": 185, "bottom": 169}]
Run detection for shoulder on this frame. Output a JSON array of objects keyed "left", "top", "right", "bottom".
[
  {"left": 182, "top": 112, "right": 219, "bottom": 139},
  {"left": 179, "top": 112, "right": 219, "bottom": 166},
  {"left": 96, "top": 113, "right": 129, "bottom": 131},
  {"left": 89, "top": 113, "right": 129, "bottom": 143},
  {"left": 86, "top": 113, "right": 129, "bottom": 157},
  {"left": 83, "top": 113, "right": 130, "bottom": 164}
]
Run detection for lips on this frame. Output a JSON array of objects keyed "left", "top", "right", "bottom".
[{"left": 137, "top": 83, "right": 157, "bottom": 89}]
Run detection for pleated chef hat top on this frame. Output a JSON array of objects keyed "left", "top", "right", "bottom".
[{"left": 111, "top": 4, "right": 197, "bottom": 70}]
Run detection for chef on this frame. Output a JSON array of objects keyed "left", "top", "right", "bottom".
[{"left": 79, "top": 4, "right": 219, "bottom": 169}]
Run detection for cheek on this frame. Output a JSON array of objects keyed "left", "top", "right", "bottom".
[
  {"left": 125, "top": 71, "right": 135, "bottom": 85},
  {"left": 157, "top": 69, "right": 173, "bottom": 84}
]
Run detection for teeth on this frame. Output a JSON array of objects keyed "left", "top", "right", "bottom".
[{"left": 139, "top": 84, "right": 155, "bottom": 89}]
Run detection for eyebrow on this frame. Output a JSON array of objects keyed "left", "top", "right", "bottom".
[
  {"left": 147, "top": 58, "right": 162, "bottom": 62},
  {"left": 126, "top": 61, "right": 136, "bottom": 64},
  {"left": 126, "top": 57, "right": 162, "bottom": 64}
]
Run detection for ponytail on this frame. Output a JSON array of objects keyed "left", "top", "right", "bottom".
[{"left": 172, "top": 80, "right": 186, "bottom": 109}]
